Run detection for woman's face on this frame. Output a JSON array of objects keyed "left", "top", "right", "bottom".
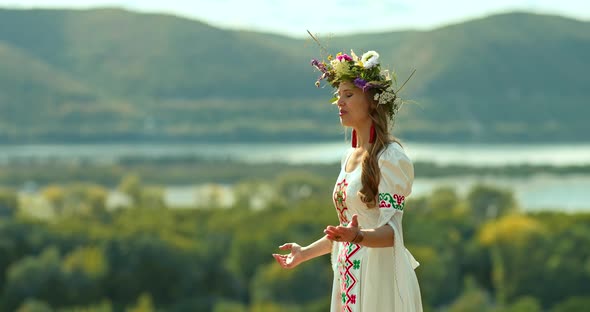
[{"left": 336, "top": 81, "right": 371, "bottom": 128}]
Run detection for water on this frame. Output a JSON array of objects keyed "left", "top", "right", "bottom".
[
  {"left": 407, "top": 142, "right": 590, "bottom": 166},
  {"left": 3, "top": 142, "right": 590, "bottom": 212},
  {"left": 411, "top": 175, "right": 590, "bottom": 212},
  {"left": 1, "top": 142, "right": 590, "bottom": 166}
]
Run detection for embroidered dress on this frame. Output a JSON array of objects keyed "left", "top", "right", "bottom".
[{"left": 330, "top": 143, "right": 423, "bottom": 312}]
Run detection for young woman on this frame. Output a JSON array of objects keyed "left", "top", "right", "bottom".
[{"left": 273, "top": 49, "right": 423, "bottom": 311}]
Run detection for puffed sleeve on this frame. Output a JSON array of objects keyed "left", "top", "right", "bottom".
[
  {"left": 376, "top": 143, "right": 414, "bottom": 227},
  {"left": 363, "top": 143, "right": 423, "bottom": 311},
  {"left": 376, "top": 143, "right": 420, "bottom": 270}
]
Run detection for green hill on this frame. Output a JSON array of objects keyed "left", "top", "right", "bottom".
[{"left": 0, "top": 8, "right": 588, "bottom": 143}]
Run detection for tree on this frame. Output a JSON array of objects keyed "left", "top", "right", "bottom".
[
  {"left": 118, "top": 174, "right": 142, "bottom": 206},
  {"left": 478, "top": 214, "right": 546, "bottom": 305},
  {"left": 273, "top": 171, "right": 329, "bottom": 205},
  {"left": 428, "top": 186, "right": 460, "bottom": 212},
  {"left": 447, "top": 277, "right": 493, "bottom": 312},
  {"left": 61, "top": 246, "right": 109, "bottom": 304},
  {"left": 80, "top": 185, "right": 108, "bottom": 215},
  {"left": 57, "top": 300, "right": 113, "bottom": 312},
  {"left": 550, "top": 297, "right": 590, "bottom": 312},
  {"left": 2, "top": 247, "right": 66, "bottom": 311},
  {"left": 126, "top": 294, "right": 155, "bottom": 312},
  {"left": 16, "top": 299, "right": 53, "bottom": 312},
  {"left": 41, "top": 185, "right": 66, "bottom": 216},
  {"left": 503, "top": 296, "right": 542, "bottom": 312},
  {"left": 0, "top": 188, "right": 18, "bottom": 218},
  {"left": 212, "top": 300, "right": 247, "bottom": 312},
  {"left": 250, "top": 260, "right": 331, "bottom": 306},
  {"left": 138, "top": 186, "right": 166, "bottom": 210},
  {"left": 467, "top": 184, "right": 517, "bottom": 224}
]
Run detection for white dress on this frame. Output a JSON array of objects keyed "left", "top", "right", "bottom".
[{"left": 330, "top": 143, "right": 423, "bottom": 312}]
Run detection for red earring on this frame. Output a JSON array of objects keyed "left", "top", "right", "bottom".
[
  {"left": 369, "top": 124, "right": 376, "bottom": 143},
  {"left": 351, "top": 129, "right": 357, "bottom": 148}
]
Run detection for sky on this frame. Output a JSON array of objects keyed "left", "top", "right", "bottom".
[{"left": 0, "top": 0, "right": 588, "bottom": 37}]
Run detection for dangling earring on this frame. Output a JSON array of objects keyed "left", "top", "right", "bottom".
[
  {"left": 369, "top": 124, "right": 376, "bottom": 144},
  {"left": 351, "top": 129, "right": 357, "bottom": 148}
]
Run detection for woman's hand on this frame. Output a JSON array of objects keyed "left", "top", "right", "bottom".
[
  {"left": 273, "top": 243, "right": 305, "bottom": 269},
  {"left": 324, "top": 214, "right": 360, "bottom": 242}
]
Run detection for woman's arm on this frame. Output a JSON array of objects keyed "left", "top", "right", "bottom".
[
  {"left": 354, "top": 224, "right": 394, "bottom": 247},
  {"left": 273, "top": 235, "right": 332, "bottom": 269},
  {"left": 300, "top": 235, "right": 333, "bottom": 260},
  {"left": 324, "top": 214, "right": 394, "bottom": 247}
]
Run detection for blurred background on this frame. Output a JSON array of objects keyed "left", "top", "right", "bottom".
[{"left": 0, "top": 1, "right": 589, "bottom": 311}]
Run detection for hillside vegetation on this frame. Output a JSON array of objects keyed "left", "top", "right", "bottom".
[{"left": 0, "top": 8, "right": 588, "bottom": 143}]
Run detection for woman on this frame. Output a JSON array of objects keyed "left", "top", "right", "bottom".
[{"left": 272, "top": 49, "right": 423, "bottom": 311}]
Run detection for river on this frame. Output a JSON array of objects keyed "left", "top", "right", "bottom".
[{"left": 4, "top": 142, "right": 590, "bottom": 212}]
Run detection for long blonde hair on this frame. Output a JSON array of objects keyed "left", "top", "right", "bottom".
[{"left": 358, "top": 93, "right": 399, "bottom": 208}]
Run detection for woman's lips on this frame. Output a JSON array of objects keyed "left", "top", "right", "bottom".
[{"left": 339, "top": 110, "right": 347, "bottom": 116}]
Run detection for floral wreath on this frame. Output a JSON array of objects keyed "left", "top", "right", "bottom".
[{"left": 308, "top": 31, "right": 415, "bottom": 121}]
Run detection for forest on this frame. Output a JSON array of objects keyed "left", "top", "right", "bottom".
[{"left": 0, "top": 161, "right": 589, "bottom": 312}]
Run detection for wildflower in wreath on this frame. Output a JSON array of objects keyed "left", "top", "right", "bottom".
[{"left": 310, "top": 47, "right": 413, "bottom": 122}]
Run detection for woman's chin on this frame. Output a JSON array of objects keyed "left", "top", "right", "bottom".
[{"left": 339, "top": 118, "right": 351, "bottom": 127}]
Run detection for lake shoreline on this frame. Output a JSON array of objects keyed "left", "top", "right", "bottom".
[
  {"left": 1, "top": 141, "right": 589, "bottom": 167},
  {"left": 2, "top": 142, "right": 589, "bottom": 213}
]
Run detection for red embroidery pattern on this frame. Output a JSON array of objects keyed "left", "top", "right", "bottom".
[
  {"left": 394, "top": 194, "right": 405, "bottom": 205},
  {"left": 333, "top": 179, "right": 349, "bottom": 224},
  {"left": 338, "top": 242, "right": 361, "bottom": 311},
  {"left": 378, "top": 192, "right": 405, "bottom": 211},
  {"left": 379, "top": 199, "right": 391, "bottom": 209}
]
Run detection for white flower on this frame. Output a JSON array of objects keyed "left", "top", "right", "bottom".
[
  {"left": 361, "top": 51, "right": 379, "bottom": 68},
  {"left": 377, "top": 89, "right": 396, "bottom": 106}
]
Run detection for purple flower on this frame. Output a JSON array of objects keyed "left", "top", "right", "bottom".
[
  {"left": 353, "top": 78, "right": 371, "bottom": 91},
  {"left": 311, "top": 59, "right": 328, "bottom": 74},
  {"left": 336, "top": 54, "right": 353, "bottom": 62}
]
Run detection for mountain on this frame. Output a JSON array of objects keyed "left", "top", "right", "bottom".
[{"left": 0, "top": 8, "right": 588, "bottom": 143}]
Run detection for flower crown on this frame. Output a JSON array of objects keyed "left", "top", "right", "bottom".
[{"left": 311, "top": 48, "right": 412, "bottom": 121}]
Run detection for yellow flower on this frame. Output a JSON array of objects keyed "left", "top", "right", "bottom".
[
  {"left": 332, "top": 60, "right": 352, "bottom": 79},
  {"left": 350, "top": 50, "right": 360, "bottom": 61}
]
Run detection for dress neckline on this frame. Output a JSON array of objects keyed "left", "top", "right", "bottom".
[
  {"left": 343, "top": 142, "right": 404, "bottom": 174},
  {"left": 343, "top": 149, "right": 361, "bottom": 174}
]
